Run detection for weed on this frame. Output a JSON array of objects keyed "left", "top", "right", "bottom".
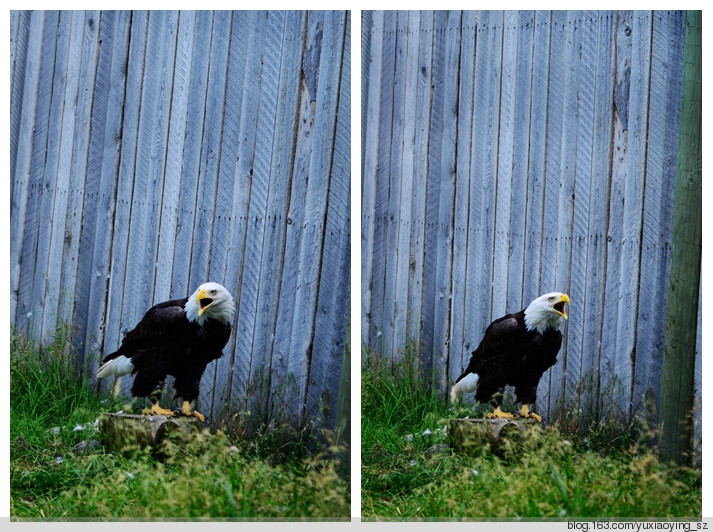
[
  {"left": 361, "top": 346, "right": 701, "bottom": 519},
  {"left": 10, "top": 329, "right": 349, "bottom": 520}
]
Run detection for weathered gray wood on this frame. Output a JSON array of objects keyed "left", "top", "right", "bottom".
[
  {"left": 15, "top": 12, "right": 56, "bottom": 337},
  {"left": 362, "top": 10, "right": 694, "bottom": 433},
  {"left": 307, "top": 11, "right": 351, "bottom": 428},
  {"left": 504, "top": 10, "right": 535, "bottom": 314},
  {"left": 31, "top": 11, "right": 72, "bottom": 340},
  {"left": 40, "top": 11, "right": 85, "bottom": 338},
  {"left": 287, "top": 11, "right": 346, "bottom": 425},
  {"left": 449, "top": 10, "right": 476, "bottom": 385},
  {"left": 393, "top": 11, "right": 420, "bottom": 358},
  {"left": 58, "top": 11, "right": 101, "bottom": 343},
  {"left": 103, "top": 11, "right": 149, "bottom": 398},
  {"left": 633, "top": 11, "right": 686, "bottom": 414},
  {"left": 383, "top": 11, "right": 408, "bottom": 358},
  {"left": 11, "top": 10, "right": 350, "bottom": 431},
  {"left": 408, "top": 10, "right": 433, "bottom": 368},
  {"left": 521, "top": 10, "right": 551, "bottom": 306},
  {"left": 580, "top": 11, "right": 616, "bottom": 416},
  {"left": 361, "top": 10, "right": 385, "bottom": 351}
]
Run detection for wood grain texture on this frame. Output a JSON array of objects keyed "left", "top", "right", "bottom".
[
  {"left": 362, "top": 10, "right": 694, "bottom": 427},
  {"left": 10, "top": 10, "right": 350, "bottom": 430}
]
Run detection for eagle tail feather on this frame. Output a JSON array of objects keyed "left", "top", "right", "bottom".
[
  {"left": 97, "top": 355, "right": 134, "bottom": 378},
  {"left": 450, "top": 372, "right": 479, "bottom": 403}
]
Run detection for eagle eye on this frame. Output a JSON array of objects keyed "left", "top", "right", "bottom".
[
  {"left": 211, "top": 289, "right": 217, "bottom": 295},
  {"left": 548, "top": 296, "right": 555, "bottom": 302}
]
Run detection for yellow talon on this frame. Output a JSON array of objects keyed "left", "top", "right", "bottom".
[
  {"left": 143, "top": 402, "right": 175, "bottom": 417},
  {"left": 519, "top": 404, "right": 543, "bottom": 423},
  {"left": 486, "top": 405, "right": 514, "bottom": 419},
  {"left": 181, "top": 400, "right": 206, "bottom": 422}
]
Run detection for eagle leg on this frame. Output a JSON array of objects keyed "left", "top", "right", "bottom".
[
  {"left": 142, "top": 388, "right": 174, "bottom": 417},
  {"left": 176, "top": 400, "right": 206, "bottom": 423},
  {"left": 486, "top": 405, "right": 514, "bottom": 419},
  {"left": 518, "top": 404, "right": 542, "bottom": 423}
]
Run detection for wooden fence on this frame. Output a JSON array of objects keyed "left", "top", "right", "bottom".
[
  {"left": 10, "top": 10, "right": 351, "bottom": 429},
  {"left": 361, "top": 10, "right": 700, "bottom": 427}
]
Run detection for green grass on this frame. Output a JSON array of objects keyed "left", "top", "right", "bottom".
[
  {"left": 361, "top": 346, "right": 701, "bottom": 520},
  {"left": 10, "top": 330, "right": 349, "bottom": 520}
]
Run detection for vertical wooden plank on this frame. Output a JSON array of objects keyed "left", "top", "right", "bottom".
[
  {"left": 406, "top": 11, "right": 433, "bottom": 361},
  {"left": 14, "top": 11, "right": 55, "bottom": 334},
  {"left": 206, "top": 8, "right": 246, "bottom": 415},
  {"left": 579, "top": 11, "right": 616, "bottom": 415},
  {"left": 562, "top": 11, "right": 597, "bottom": 407},
  {"left": 268, "top": 13, "right": 313, "bottom": 419},
  {"left": 491, "top": 10, "right": 517, "bottom": 321},
  {"left": 142, "top": 10, "right": 179, "bottom": 303},
  {"left": 57, "top": 11, "right": 100, "bottom": 335},
  {"left": 599, "top": 11, "right": 631, "bottom": 415},
  {"left": 545, "top": 10, "right": 581, "bottom": 414},
  {"left": 383, "top": 11, "right": 408, "bottom": 358},
  {"left": 229, "top": 10, "right": 289, "bottom": 416},
  {"left": 77, "top": 11, "right": 133, "bottom": 367},
  {"left": 152, "top": 10, "right": 197, "bottom": 302},
  {"left": 692, "top": 277, "right": 702, "bottom": 465},
  {"left": 361, "top": 9, "right": 373, "bottom": 180},
  {"left": 256, "top": 11, "right": 307, "bottom": 420},
  {"left": 448, "top": 10, "right": 475, "bottom": 384},
  {"left": 186, "top": 10, "right": 232, "bottom": 290},
  {"left": 10, "top": 11, "right": 32, "bottom": 184},
  {"left": 28, "top": 11, "right": 71, "bottom": 340},
  {"left": 228, "top": 10, "right": 283, "bottom": 413},
  {"left": 220, "top": 10, "right": 275, "bottom": 414},
  {"left": 305, "top": 10, "right": 350, "bottom": 426},
  {"left": 360, "top": 10, "right": 384, "bottom": 349},
  {"left": 431, "top": 10, "right": 461, "bottom": 392},
  {"left": 420, "top": 11, "right": 447, "bottom": 375},
  {"left": 505, "top": 11, "right": 535, "bottom": 313},
  {"left": 287, "top": 10, "right": 346, "bottom": 424},
  {"left": 38, "top": 11, "right": 85, "bottom": 338},
  {"left": 170, "top": 11, "right": 213, "bottom": 297},
  {"left": 368, "top": 11, "right": 396, "bottom": 355},
  {"left": 632, "top": 11, "right": 685, "bottom": 413},
  {"left": 537, "top": 9, "right": 566, "bottom": 416},
  {"left": 102, "top": 11, "right": 149, "bottom": 393},
  {"left": 464, "top": 10, "right": 502, "bottom": 379},
  {"left": 392, "top": 11, "right": 421, "bottom": 359},
  {"left": 521, "top": 10, "right": 551, "bottom": 306},
  {"left": 614, "top": 10, "right": 653, "bottom": 416},
  {"left": 115, "top": 11, "right": 177, "bottom": 358}
]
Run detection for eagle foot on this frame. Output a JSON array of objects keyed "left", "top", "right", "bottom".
[
  {"left": 173, "top": 401, "right": 206, "bottom": 423},
  {"left": 143, "top": 404, "right": 175, "bottom": 417},
  {"left": 486, "top": 406, "right": 514, "bottom": 419},
  {"left": 515, "top": 404, "right": 543, "bottom": 423}
]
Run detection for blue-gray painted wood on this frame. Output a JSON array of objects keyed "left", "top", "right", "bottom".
[
  {"left": 362, "top": 10, "right": 698, "bottom": 427},
  {"left": 10, "top": 10, "right": 350, "bottom": 430}
]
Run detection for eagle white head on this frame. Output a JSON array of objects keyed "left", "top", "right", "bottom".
[
  {"left": 185, "top": 282, "right": 235, "bottom": 326},
  {"left": 524, "top": 292, "right": 570, "bottom": 334}
]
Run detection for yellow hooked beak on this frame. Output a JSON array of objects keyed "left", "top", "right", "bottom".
[
  {"left": 196, "top": 289, "right": 214, "bottom": 316},
  {"left": 554, "top": 293, "right": 570, "bottom": 319}
]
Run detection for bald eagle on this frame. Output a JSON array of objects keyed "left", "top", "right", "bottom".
[
  {"left": 97, "top": 282, "right": 235, "bottom": 422},
  {"left": 450, "top": 292, "right": 570, "bottom": 422}
]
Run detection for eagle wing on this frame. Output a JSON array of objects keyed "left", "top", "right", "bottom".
[
  {"left": 457, "top": 313, "right": 523, "bottom": 381},
  {"left": 103, "top": 299, "right": 190, "bottom": 363}
]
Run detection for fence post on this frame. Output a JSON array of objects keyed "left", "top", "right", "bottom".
[{"left": 659, "top": 10, "right": 701, "bottom": 465}]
